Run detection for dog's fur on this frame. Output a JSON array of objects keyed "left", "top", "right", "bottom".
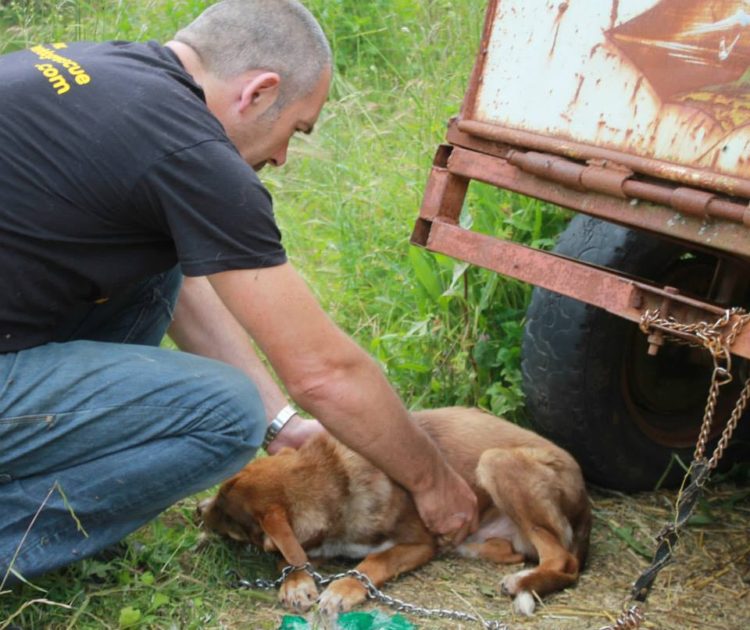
[{"left": 198, "top": 407, "right": 591, "bottom": 616}]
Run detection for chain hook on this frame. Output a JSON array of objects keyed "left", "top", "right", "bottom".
[{"left": 609, "top": 305, "right": 750, "bottom": 628}]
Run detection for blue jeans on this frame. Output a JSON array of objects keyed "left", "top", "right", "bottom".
[{"left": 0, "top": 267, "right": 265, "bottom": 585}]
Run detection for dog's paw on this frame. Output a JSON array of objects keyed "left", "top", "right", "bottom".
[
  {"left": 317, "top": 576, "right": 368, "bottom": 615},
  {"left": 501, "top": 569, "right": 537, "bottom": 616},
  {"left": 500, "top": 568, "right": 533, "bottom": 595},
  {"left": 279, "top": 572, "right": 319, "bottom": 612},
  {"left": 512, "top": 591, "right": 536, "bottom": 616}
]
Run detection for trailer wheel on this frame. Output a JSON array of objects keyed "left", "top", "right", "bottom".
[{"left": 521, "top": 215, "right": 750, "bottom": 490}]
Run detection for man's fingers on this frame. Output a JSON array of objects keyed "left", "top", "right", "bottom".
[
  {"left": 434, "top": 511, "right": 474, "bottom": 548},
  {"left": 451, "top": 518, "right": 473, "bottom": 546}
]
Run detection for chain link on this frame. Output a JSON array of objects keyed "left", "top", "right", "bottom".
[
  {"left": 600, "top": 604, "right": 646, "bottom": 630},
  {"left": 599, "top": 306, "right": 750, "bottom": 630},
  {"left": 639, "top": 306, "right": 750, "bottom": 468},
  {"left": 231, "top": 563, "right": 510, "bottom": 629}
]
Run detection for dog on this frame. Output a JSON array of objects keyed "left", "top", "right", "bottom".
[{"left": 197, "top": 407, "right": 591, "bottom": 616}]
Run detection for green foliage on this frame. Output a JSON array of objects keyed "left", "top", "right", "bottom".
[
  {"left": 0, "top": 497, "right": 280, "bottom": 628},
  {"left": 0, "top": 0, "right": 210, "bottom": 52}
]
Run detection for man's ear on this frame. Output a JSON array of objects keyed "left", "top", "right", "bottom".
[{"left": 238, "top": 71, "right": 281, "bottom": 115}]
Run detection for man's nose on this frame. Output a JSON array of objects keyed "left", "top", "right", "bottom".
[{"left": 269, "top": 140, "right": 289, "bottom": 167}]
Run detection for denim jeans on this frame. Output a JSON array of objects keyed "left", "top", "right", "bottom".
[{"left": 0, "top": 267, "right": 265, "bottom": 585}]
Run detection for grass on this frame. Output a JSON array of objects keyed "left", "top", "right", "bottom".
[{"left": 0, "top": 0, "right": 572, "bottom": 627}]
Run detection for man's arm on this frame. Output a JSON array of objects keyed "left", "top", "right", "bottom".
[
  {"left": 207, "top": 263, "right": 479, "bottom": 544},
  {"left": 167, "top": 275, "right": 325, "bottom": 451}
]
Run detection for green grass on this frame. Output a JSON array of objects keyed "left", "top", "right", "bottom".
[{"left": 0, "top": 1, "right": 570, "bottom": 627}]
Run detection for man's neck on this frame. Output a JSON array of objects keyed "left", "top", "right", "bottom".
[{"left": 164, "top": 40, "right": 206, "bottom": 85}]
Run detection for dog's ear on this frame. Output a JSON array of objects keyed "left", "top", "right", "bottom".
[
  {"left": 259, "top": 504, "right": 309, "bottom": 566},
  {"left": 274, "top": 446, "right": 298, "bottom": 456},
  {"left": 209, "top": 478, "right": 267, "bottom": 545},
  {"left": 220, "top": 476, "right": 239, "bottom": 493}
]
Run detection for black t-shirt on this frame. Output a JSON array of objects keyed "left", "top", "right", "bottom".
[{"left": 0, "top": 40, "right": 287, "bottom": 352}]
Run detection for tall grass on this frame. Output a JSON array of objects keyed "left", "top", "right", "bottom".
[
  {"left": 0, "top": 1, "right": 570, "bottom": 627},
  {"left": 266, "top": 0, "right": 570, "bottom": 417}
]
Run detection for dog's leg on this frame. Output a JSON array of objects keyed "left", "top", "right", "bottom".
[
  {"left": 460, "top": 537, "right": 525, "bottom": 564},
  {"left": 476, "top": 447, "right": 582, "bottom": 616},
  {"left": 501, "top": 525, "right": 579, "bottom": 615},
  {"left": 317, "top": 542, "right": 435, "bottom": 615},
  {"left": 259, "top": 506, "right": 319, "bottom": 612}
]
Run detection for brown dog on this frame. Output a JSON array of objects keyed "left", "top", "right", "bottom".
[{"left": 198, "top": 407, "right": 591, "bottom": 616}]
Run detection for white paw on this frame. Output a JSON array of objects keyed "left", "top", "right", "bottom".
[
  {"left": 317, "top": 588, "right": 348, "bottom": 616},
  {"left": 512, "top": 591, "right": 536, "bottom": 616},
  {"left": 317, "top": 577, "right": 366, "bottom": 615},
  {"left": 501, "top": 568, "right": 533, "bottom": 595},
  {"left": 279, "top": 575, "right": 319, "bottom": 612}
]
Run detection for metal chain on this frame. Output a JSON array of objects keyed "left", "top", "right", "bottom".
[
  {"left": 639, "top": 306, "right": 750, "bottom": 468},
  {"left": 705, "top": 375, "right": 750, "bottom": 469},
  {"left": 231, "top": 563, "right": 510, "bottom": 629},
  {"left": 601, "top": 605, "right": 646, "bottom": 630},
  {"left": 600, "top": 307, "right": 750, "bottom": 630}
]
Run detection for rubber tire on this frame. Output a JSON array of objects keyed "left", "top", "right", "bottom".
[{"left": 521, "top": 215, "right": 749, "bottom": 491}]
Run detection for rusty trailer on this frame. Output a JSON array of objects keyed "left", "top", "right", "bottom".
[{"left": 411, "top": 0, "right": 750, "bottom": 489}]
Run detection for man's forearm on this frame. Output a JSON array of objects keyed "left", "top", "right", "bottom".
[
  {"left": 168, "top": 276, "right": 327, "bottom": 451},
  {"left": 207, "top": 266, "right": 450, "bottom": 491},
  {"left": 285, "top": 342, "right": 442, "bottom": 492}
]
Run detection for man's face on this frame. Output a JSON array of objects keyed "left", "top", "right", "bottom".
[{"left": 230, "top": 67, "right": 331, "bottom": 171}]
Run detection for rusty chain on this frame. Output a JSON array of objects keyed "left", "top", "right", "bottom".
[
  {"left": 601, "top": 306, "right": 750, "bottom": 630},
  {"left": 639, "top": 306, "right": 750, "bottom": 468}
]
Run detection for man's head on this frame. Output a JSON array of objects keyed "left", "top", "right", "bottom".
[{"left": 170, "top": 0, "right": 332, "bottom": 169}]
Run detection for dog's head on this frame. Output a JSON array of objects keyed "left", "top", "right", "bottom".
[
  {"left": 197, "top": 449, "right": 309, "bottom": 558},
  {"left": 197, "top": 475, "right": 267, "bottom": 547}
]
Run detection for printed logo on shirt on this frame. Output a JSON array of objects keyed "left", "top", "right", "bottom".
[{"left": 29, "top": 43, "right": 92, "bottom": 95}]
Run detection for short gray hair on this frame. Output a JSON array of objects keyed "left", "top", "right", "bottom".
[{"left": 174, "top": 0, "right": 332, "bottom": 106}]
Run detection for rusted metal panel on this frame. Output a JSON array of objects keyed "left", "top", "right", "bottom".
[
  {"left": 464, "top": 0, "right": 750, "bottom": 191},
  {"left": 420, "top": 219, "right": 750, "bottom": 359},
  {"left": 412, "top": 0, "right": 750, "bottom": 363}
]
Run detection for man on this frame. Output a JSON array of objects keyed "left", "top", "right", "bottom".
[{"left": 0, "top": 0, "right": 478, "bottom": 586}]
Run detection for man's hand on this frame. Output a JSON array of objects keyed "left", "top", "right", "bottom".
[
  {"left": 411, "top": 463, "right": 479, "bottom": 547},
  {"left": 266, "top": 415, "right": 327, "bottom": 453}
]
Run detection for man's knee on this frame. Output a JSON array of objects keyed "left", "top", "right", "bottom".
[{"left": 191, "top": 360, "right": 267, "bottom": 450}]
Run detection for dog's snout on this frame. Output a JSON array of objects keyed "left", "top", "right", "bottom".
[{"left": 196, "top": 497, "right": 213, "bottom": 518}]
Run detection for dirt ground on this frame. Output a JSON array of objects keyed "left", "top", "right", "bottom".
[{"left": 217, "top": 483, "right": 750, "bottom": 630}]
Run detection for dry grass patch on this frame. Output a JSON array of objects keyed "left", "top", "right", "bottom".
[{"left": 219, "top": 482, "right": 749, "bottom": 630}]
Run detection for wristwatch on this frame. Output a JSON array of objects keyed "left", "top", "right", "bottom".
[{"left": 261, "top": 404, "right": 299, "bottom": 450}]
